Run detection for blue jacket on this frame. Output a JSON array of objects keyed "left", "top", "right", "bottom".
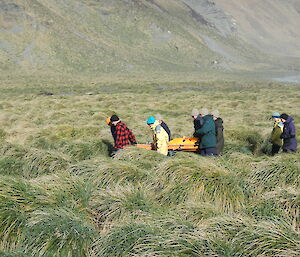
[{"left": 280, "top": 116, "right": 297, "bottom": 151}]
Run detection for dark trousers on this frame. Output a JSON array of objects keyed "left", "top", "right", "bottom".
[
  {"left": 110, "top": 148, "right": 121, "bottom": 157},
  {"left": 200, "top": 147, "right": 216, "bottom": 156},
  {"left": 271, "top": 144, "right": 281, "bottom": 156},
  {"left": 283, "top": 148, "right": 296, "bottom": 153}
]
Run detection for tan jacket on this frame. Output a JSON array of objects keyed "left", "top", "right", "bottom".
[
  {"left": 150, "top": 120, "right": 169, "bottom": 155},
  {"left": 270, "top": 121, "right": 283, "bottom": 146}
]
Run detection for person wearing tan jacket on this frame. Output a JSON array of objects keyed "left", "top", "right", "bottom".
[
  {"left": 146, "top": 116, "right": 169, "bottom": 156},
  {"left": 270, "top": 112, "right": 283, "bottom": 155}
]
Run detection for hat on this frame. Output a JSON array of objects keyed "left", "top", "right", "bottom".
[
  {"left": 200, "top": 108, "right": 209, "bottom": 116},
  {"left": 191, "top": 108, "right": 199, "bottom": 116},
  {"left": 147, "top": 116, "right": 156, "bottom": 124},
  {"left": 155, "top": 113, "right": 162, "bottom": 121},
  {"left": 280, "top": 113, "right": 288, "bottom": 120},
  {"left": 211, "top": 110, "right": 219, "bottom": 118},
  {"left": 110, "top": 115, "right": 119, "bottom": 122},
  {"left": 105, "top": 117, "right": 111, "bottom": 125},
  {"left": 271, "top": 112, "right": 280, "bottom": 118}
]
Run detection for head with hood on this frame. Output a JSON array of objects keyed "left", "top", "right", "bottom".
[
  {"left": 280, "top": 113, "right": 294, "bottom": 123},
  {"left": 280, "top": 113, "right": 289, "bottom": 123}
]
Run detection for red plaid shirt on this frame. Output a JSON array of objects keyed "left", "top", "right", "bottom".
[{"left": 114, "top": 122, "right": 136, "bottom": 149}]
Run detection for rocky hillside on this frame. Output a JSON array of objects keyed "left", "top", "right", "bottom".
[{"left": 1, "top": 0, "right": 300, "bottom": 74}]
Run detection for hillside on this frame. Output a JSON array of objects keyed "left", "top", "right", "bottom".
[{"left": 1, "top": 0, "right": 300, "bottom": 75}]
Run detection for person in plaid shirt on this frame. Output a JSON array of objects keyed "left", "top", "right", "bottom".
[{"left": 110, "top": 115, "right": 137, "bottom": 152}]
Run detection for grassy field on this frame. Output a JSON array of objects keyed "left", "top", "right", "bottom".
[{"left": 0, "top": 73, "right": 299, "bottom": 256}]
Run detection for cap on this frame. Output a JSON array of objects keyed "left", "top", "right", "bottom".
[
  {"left": 146, "top": 116, "right": 156, "bottom": 124},
  {"left": 272, "top": 112, "right": 280, "bottom": 118},
  {"left": 191, "top": 108, "right": 199, "bottom": 116},
  {"left": 200, "top": 108, "right": 209, "bottom": 116},
  {"left": 211, "top": 110, "right": 219, "bottom": 118},
  {"left": 110, "top": 115, "right": 119, "bottom": 122}
]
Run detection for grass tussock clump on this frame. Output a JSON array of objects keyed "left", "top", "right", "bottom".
[
  {"left": 0, "top": 157, "right": 25, "bottom": 176},
  {"left": 249, "top": 155, "right": 300, "bottom": 191},
  {"left": 177, "top": 201, "right": 224, "bottom": 224},
  {"left": 0, "top": 249, "right": 27, "bottom": 257},
  {"left": 90, "top": 183, "right": 158, "bottom": 229},
  {"left": 113, "top": 146, "right": 166, "bottom": 170},
  {"left": 227, "top": 129, "right": 264, "bottom": 155},
  {"left": 29, "top": 135, "right": 111, "bottom": 159},
  {"left": 90, "top": 160, "right": 149, "bottom": 187},
  {"left": 246, "top": 187, "right": 300, "bottom": 228},
  {"left": 21, "top": 149, "right": 69, "bottom": 178},
  {"left": 204, "top": 216, "right": 300, "bottom": 257},
  {"left": 157, "top": 153, "right": 245, "bottom": 212},
  {"left": 0, "top": 176, "right": 45, "bottom": 246},
  {"left": 32, "top": 173, "right": 95, "bottom": 211},
  {"left": 24, "top": 208, "right": 97, "bottom": 257},
  {"left": 0, "top": 129, "right": 6, "bottom": 140},
  {"left": 92, "top": 222, "right": 158, "bottom": 257},
  {"left": 0, "top": 142, "right": 70, "bottom": 178},
  {"left": 232, "top": 219, "right": 300, "bottom": 257}
]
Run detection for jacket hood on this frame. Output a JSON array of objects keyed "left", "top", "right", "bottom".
[{"left": 286, "top": 116, "right": 294, "bottom": 123}]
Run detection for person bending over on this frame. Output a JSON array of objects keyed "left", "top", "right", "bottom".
[{"left": 110, "top": 115, "right": 136, "bottom": 155}]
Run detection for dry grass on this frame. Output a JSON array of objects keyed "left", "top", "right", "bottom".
[{"left": 0, "top": 76, "right": 299, "bottom": 256}]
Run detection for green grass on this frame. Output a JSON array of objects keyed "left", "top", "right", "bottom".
[{"left": 0, "top": 74, "right": 299, "bottom": 256}]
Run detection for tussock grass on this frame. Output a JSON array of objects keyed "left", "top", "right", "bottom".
[
  {"left": 0, "top": 142, "right": 70, "bottom": 178},
  {"left": 203, "top": 216, "right": 300, "bottom": 256},
  {"left": 227, "top": 129, "right": 264, "bottom": 155},
  {"left": 233, "top": 219, "right": 300, "bottom": 257},
  {"left": 246, "top": 187, "right": 300, "bottom": 229},
  {"left": 92, "top": 222, "right": 158, "bottom": 257},
  {"left": 90, "top": 183, "right": 159, "bottom": 230},
  {"left": 0, "top": 249, "right": 26, "bottom": 257},
  {"left": 249, "top": 155, "right": 300, "bottom": 191},
  {"left": 0, "top": 79, "right": 300, "bottom": 255},
  {"left": 113, "top": 146, "right": 166, "bottom": 170},
  {"left": 31, "top": 173, "right": 95, "bottom": 211},
  {"left": 24, "top": 208, "right": 97, "bottom": 257},
  {"left": 29, "top": 135, "right": 111, "bottom": 159},
  {"left": 0, "top": 176, "right": 45, "bottom": 246},
  {"left": 0, "top": 129, "right": 6, "bottom": 140},
  {"left": 156, "top": 153, "right": 245, "bottom": 212},
  {"left": 90, "top": 160, "right": 149, "bottom": 187}
]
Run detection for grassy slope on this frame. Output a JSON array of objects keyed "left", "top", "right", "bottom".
[
  {"left": 0, "top": 79, "right": 299, "bottom": 256},
  {"left": 2, "top": 0, "right": 298, "bottom": 75}
]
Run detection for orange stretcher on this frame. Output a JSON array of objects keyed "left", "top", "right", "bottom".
[{"left": 136, "top": 137, "right": 199, "bottom": 152}]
